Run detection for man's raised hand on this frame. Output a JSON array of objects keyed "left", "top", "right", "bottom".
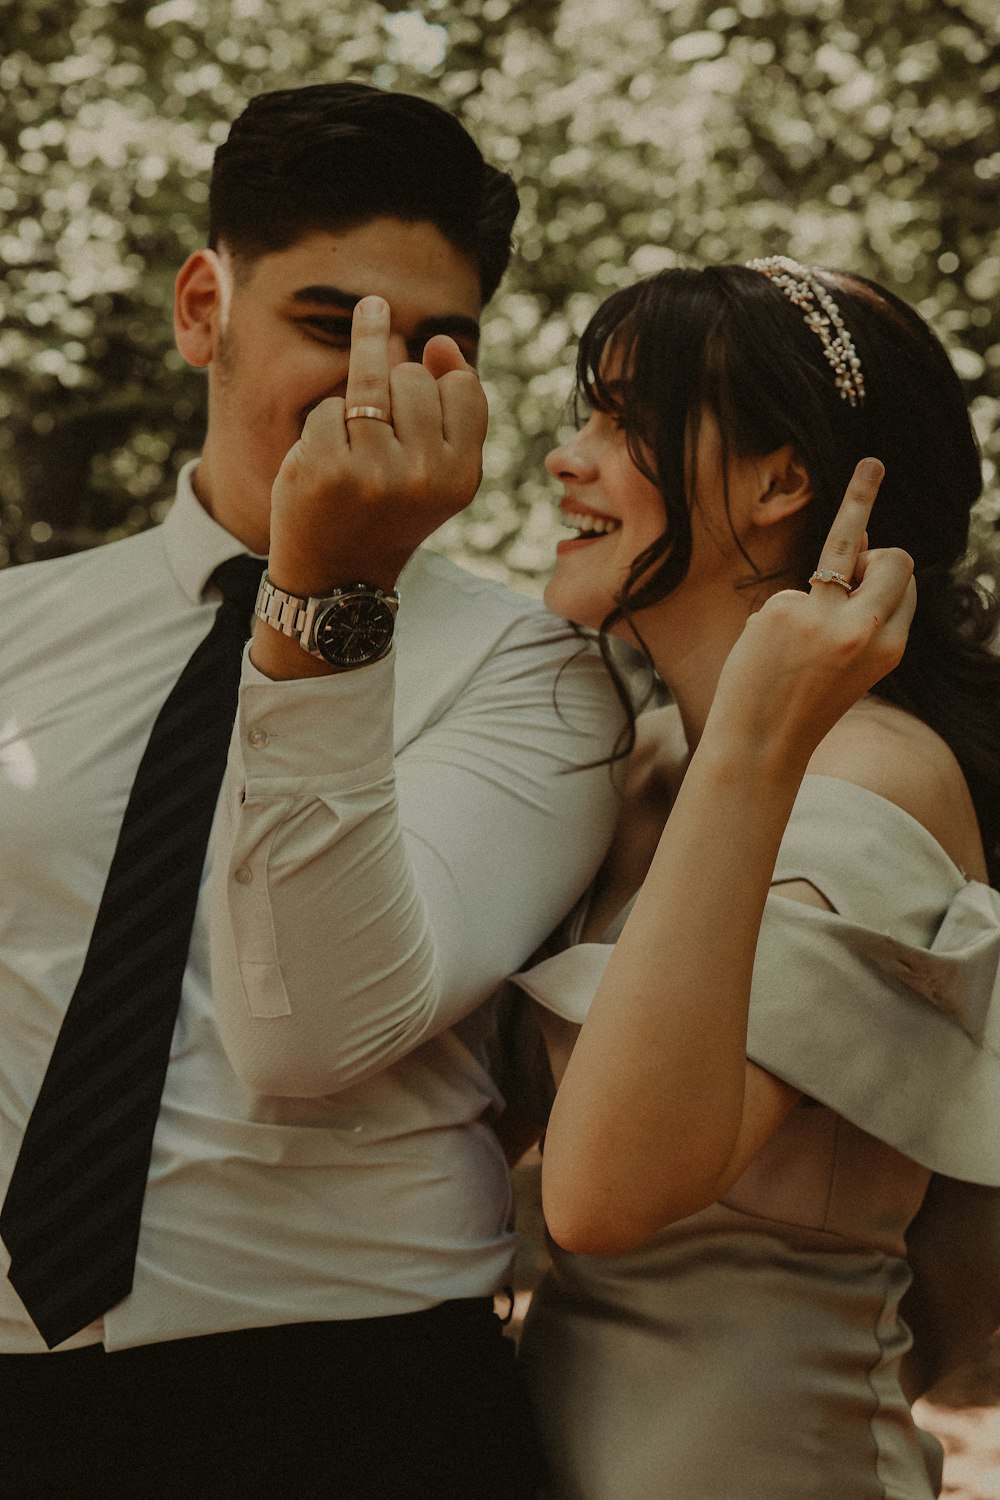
[{"left": 267, "top": 296, "right": 488, "bottom": 597}]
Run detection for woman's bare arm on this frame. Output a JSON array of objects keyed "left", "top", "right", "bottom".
[{"left": 542, "top": 462, "right": 918, "bottom": 1255}]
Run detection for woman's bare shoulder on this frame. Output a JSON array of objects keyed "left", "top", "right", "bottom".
[{"left": 807, "top": 697, "right": 988, "bottom": 880}]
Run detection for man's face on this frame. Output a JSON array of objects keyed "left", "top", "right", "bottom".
[{"left": 182, "top": 218, "right": 483, "bottom": 552}]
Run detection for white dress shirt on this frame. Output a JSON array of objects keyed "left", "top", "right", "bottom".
[{"left": 0, "top": 462, "right": 619, "bottom": 1352}]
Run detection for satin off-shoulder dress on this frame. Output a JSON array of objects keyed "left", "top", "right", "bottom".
[{"left": 512, "top": 777, "right": 1000, "bottom": 1500}]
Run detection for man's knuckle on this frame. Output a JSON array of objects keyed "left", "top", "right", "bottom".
[
  {"left": 353, "top": 371, "right": 387, "bottom": 400},
  {"left": 407, "top": 457, "right": 433, "bottom": 494}
]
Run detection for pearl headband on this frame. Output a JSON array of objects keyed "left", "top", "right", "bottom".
[{"left": 745, "top": 255, "right": 866, "bottom": 408}]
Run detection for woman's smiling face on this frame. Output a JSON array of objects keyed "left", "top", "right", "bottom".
[
  {"left": 543, "top": 378, "right": 777, "bottom": 652},
  {"left": 542, "top": 395, "right": 668, "bottom": 633}
]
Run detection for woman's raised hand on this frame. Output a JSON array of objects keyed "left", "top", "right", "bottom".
[
  {"left": 267, "top": 296, "right": 488, "bottom": 597},
  {"left": 708, "top": 459, "right": 916, "bottom": 767}
]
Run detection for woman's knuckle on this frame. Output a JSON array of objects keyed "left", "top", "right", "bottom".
[{"left": 824, "top": 534, "right": 854, "bottom": 563}]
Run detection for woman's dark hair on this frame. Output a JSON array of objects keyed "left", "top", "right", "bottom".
[
  {"left": 209, "top": 83, "right": 519, "bottom": 304},
  {"left": 577, "top": 263, "right": 1000, "bottom": 883}
]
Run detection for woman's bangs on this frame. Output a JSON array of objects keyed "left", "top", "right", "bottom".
[{"left": 575, "top": 289, "right": 645, "bottom": 423}]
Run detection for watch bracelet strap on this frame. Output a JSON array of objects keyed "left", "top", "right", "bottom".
[{"left": 254, "top": 575, "right": 317, "bottom": 642}]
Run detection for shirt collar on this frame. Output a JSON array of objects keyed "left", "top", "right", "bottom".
[{"left": 161, "top": 459, "right": 266, "bottom": 604}]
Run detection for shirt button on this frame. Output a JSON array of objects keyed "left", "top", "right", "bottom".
[
  {"left": 247, "top": 726, "right": 269, "bottom": 748},
  {"left": 234, "top": 867, "right": 253, "bottom": 886}
]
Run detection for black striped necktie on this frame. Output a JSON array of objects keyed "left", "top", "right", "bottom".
[{"left": 0, "top": 553, "right": 264, "bottom": 1349}]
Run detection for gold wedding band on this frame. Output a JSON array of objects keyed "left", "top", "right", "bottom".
[
  {"left": 809, "top": 569, "right": 853, "bottom": 592},
  {"left": 345, "top": 405, "right": 393, "bottom": 425}
]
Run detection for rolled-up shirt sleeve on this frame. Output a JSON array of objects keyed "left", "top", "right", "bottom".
[{"left": 209, "top": 614, "right": 621, "bottom": 1097}]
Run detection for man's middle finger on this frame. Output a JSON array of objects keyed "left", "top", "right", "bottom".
[{"left": 344, "top": 297, "right": 394, "bottom": 428}]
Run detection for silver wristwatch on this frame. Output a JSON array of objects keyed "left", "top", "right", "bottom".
[{"left": 254, "top": 574, "right": 400, "bottom": 670}]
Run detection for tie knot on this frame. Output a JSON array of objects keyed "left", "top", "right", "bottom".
[{"left": 212, "top": 555, "right": 265, "bottom": 619}]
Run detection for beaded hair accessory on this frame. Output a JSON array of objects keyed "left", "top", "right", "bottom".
[{"left": 745, "top": 255, "right": 866, "bottom": 407}]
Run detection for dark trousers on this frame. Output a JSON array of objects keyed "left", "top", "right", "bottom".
[{"left": 0, "top": 1299, "right": 545, "bottom": 1499}]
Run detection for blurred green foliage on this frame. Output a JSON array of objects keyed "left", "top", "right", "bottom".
[{"left": 2, "top": 0, "right": 998, "bottom": 590}]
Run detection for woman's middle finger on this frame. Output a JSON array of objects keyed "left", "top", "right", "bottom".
[{"left": 809, "top": 458, "right": 885, "bottom": 594}]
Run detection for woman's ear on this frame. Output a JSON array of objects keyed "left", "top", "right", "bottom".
[
  {"left": 173, "top": 249, "right": 231, "bottom": 369},
  {"left": 752, "top": 445, "right": 813, "bottom": 529}
]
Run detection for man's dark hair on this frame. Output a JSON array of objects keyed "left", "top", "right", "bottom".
[{"left": 209, "top": 82, "right": 518, "bottom": 304}]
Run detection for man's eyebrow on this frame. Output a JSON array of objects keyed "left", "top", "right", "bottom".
[
  {"left": 290, "top": 286, "right": 480, "bottom": 345},
  {"left": 290, "top": 285, "right": 361, "bottom": 311},
  {"left": 412, "top": 314, "right": 481, "bottom": 348}
]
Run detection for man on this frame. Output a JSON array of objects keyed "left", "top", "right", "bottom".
[{"left": 0, "top": 84, "right": 619, "bottom": 1497}]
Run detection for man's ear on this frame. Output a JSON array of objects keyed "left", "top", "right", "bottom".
[
  {"left": 752, "top": 445, "right": 813, "bottom": 529},
  {"left": 173, "top": 249, "right": 231, "bottom": 369}
]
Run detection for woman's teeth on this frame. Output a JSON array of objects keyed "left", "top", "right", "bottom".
[{"left": 564, "top": 513, "right": 621, "bottom": 537}]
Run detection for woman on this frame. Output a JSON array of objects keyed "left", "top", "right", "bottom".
[{"left": 507, "top": 258, "right": 1000, "bottom": 1499}]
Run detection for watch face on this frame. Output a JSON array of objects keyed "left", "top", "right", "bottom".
[{"left": 314, "top": 593, "right": 395, "bottom": 668}]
